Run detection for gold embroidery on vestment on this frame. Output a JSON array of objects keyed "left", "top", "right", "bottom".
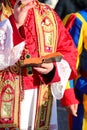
[{"left": 34, "top": 4, "right": 58, "bottom": 130}]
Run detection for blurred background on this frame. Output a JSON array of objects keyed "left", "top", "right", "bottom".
[{"left": 57, "top": 100, "right": 69, "bottom": 130}]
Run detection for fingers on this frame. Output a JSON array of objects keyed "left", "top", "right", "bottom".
[
  {"left": 71, "top": 107, "right": 78, "bottom": 117},
  {"left": 33, "top": 63, "right": 49, "bottom": 74},
  {"left": 33, "top": 66, "right": 47, "bottom": 74},
  {"left": 17, "top": 1, "right": 22, "bottom": 6},
  {"left": 33, "top": 63, "right": 54, "bottom": 74},
  {"left": 16, "top": 0, "right": 34, "bottom": 6},
  {"left": 22, "top": 0, "right": 34, "bottom": 4},
  {"left": 15, "top": 0, "right": 34, "bottom": 9},
  {"left": 66, "top": 104, "right": 78, "bottom": 117},
  {"left": 73, "top": 104, "right": 78, "bottom": 117}
]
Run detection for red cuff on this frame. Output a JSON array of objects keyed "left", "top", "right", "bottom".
[
  {"left": 50, "top": 62, "right": 60, "bottom": 83},
  {"left": 61, "top": 88, "right": 79, "bottom": 106}
]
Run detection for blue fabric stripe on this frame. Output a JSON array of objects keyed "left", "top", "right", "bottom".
[
  {"left": 79, "top": 9, "right": 87, "bottom": 22},
  {"left": 72, "top": 86, "right": 83, "bottom": 130},
  {"left": 69, "top": 80, "right": 74, "bottom": 88},
  {"left": 79, "top": 48, "right": 87, "bottom": 71},
  {"left": 76, "top": 77, "right": 87, "bottom": 94},
  {"left": 72, "top": 104, "right": 84, "bottom": 130},
  {"left": 70, "top": 18, "right": 82, "bottom": 48}
]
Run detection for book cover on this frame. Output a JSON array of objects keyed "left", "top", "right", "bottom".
[{"left": 20, "top": 52, "right": 63, "bottom": 67}]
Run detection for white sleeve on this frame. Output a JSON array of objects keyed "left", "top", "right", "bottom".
[
  {"left": 0, "top": 19, "right": 25, "bottom": 70},
  {"left": 51, "top": 59, "right": 71, "bottom": 99}
]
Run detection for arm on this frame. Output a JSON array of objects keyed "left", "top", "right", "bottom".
[
  {"left": 9, "top": 1, "right": 78, "bottom": 108},
  {"left": 61, "top": 13, "right": 84, "bottom": 116},
  {"left": 39, "top": 12, "right": 79, "bottom": 100},
  {"left": 55, "top": 12, "right": 78, "bottom": 80}
]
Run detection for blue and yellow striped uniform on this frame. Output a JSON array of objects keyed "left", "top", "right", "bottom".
[{"left": 63, "top": 9, "right": 87, "bottom": 130}]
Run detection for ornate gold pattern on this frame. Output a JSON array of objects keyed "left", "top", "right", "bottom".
[
  {"left": 34, "top": 3, "right": 58, "bottom": 130},
  {"left": 0, "top": 65, "right": 22, "bottom": 129},
  {"left": 35, "top": 85, "right": 53, "bottom": 130},
  {"left": 34, "top": 4, "right": 58, "bottom": 56}
]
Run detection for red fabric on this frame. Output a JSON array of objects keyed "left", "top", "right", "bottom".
[
  {"left": 9, "top": 15, "right": 24, "bottom": 46},
  {"left": 61, "top": 88, "right": 79, "bottom": 106},
  {"left": 54, "top": 12, "right": 78, "bottom": 80},
  {"left": 9, "top": 0, "right": 16, "bottom": 8},
  {"left": 9, "top": 4, "right": 78, "bottom": 90},
  {"left": 39, "top": 62, "right": 60, "bottom": 85},
  {"left": 68, "top": 114, "right": 73, "bottom": 130},
  {"left": 65, "top": 14, "right": 76, "bottom": 31}
]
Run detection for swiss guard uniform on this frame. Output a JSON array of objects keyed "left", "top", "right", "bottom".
[{"left": 63, "top": 9, "right": 87, "bottom": 130}]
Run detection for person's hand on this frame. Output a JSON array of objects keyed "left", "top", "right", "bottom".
[
  {"left": 14, "top": 0, "right": 35, "bottom": 28},
  {"left": 66, "top": 104, "right": 78, "bottom": 117},
  {"left": 33, "top": 62, "right": 54, "bottom": 75}
]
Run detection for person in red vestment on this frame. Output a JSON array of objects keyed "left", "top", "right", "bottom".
[{"left": 0, "top": 0, "right": 79, "bottom": 130}]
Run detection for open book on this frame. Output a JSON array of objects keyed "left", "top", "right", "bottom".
[{"left": 20, "top": 52, "right": 63, "bottom": 67}]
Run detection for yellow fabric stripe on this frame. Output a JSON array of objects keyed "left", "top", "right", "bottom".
[
  {"left": 63, "top": 12, "right": 87, "bottom": 90},
  {"left": 83, "top": 23, "right": 87, "bottom": 50},
  {"left": 75, "top": 26, "right": 83, "bottom": 69},
  {"left": 75, "top": 13, "right": 87, "bottom": 70},
  {"left": 63, "top": 14, "right": 72, "bottom": 26},
  {"left": 75, "top": 13, "right": 86, "bottom": 22},
  {"left": 75, "top": 13, "right": 84, "bottom": 69},
  {"left": 82, "top": 94, "right": 87, "bottom": 130},
  {"left": 65, "top": 81, "right": 70, "bottom": 89},
  {"left": 75, "top": 13, "right": 87, "bottom": 50}
]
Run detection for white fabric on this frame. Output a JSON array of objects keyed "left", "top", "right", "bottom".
[
  {"left": 50, "top": 98, "right": 58, "bottom": 130},
  {"left": 20, "top": 60, "right": 71, "bottom": 129},
  {"left": 20, "top": 89, "right": 37, "bottom": 130},
  {"left": 0, "top": 19, "right": 25, "bottom": 70},
  {"left": 45, "top": 0, "right": 58, "bottom": 8},
  {"left": 20, "top": 89, "right": 58, "bottom": 130},
  {"left": 51, "top": 59, "right": 71, "bottom": 99}
]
